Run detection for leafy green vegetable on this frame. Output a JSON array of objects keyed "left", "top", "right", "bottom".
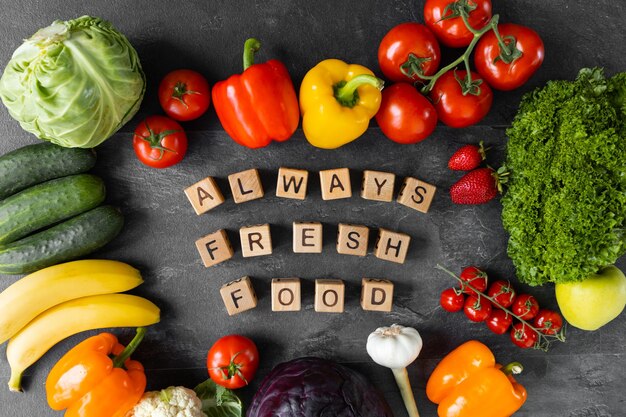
[
  {"left": 502, "top": 68, "right": 626, "bottom": 286},
  {"left": 194, "top": 379, "right": 242, "bottom": 417},
  {"left": 0, "top": 16, "right": 145, "bottom": 148}
]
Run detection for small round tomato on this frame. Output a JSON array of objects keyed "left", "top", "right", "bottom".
[
  {"left": 440, "top": 287, "right": 465, "bottom": 312},
  {"left": 487, "top": 280, "right": 516, "bottom": 308},
  {"left": 459, "top": 265, "right": 488, "bottom": 294},
  {"left": 474, "top": 23, "right": 544, "bottom": 90},
  {"left": 375, "top": 83, "right": 438, "bottom": 144},
  {"left": 159, "top": 69, "right": 211, "bottom": 121},
  {"left": 378, "top": 23, "right": 441, "bottom": 82},
  {"left": 486, "top": 309, "right": 513, "bottom": 334},
  {"left": 429, "top": 70, "right": 493, "bottom": 128},
  {"left": 463, "top": 295, "right": 492, "bottom": 322},
  {"left": 424, "top": 0, "right": 492, "bottom": 48},
  {"left": 133, "top": 115, "right": 187, "bottom": 169},
  {"left": 534, "top": 309, "right": 564, "bottom": 335},
  {"left": 510, "top": 323, "right": 538, "bottom": 349},
  {"left": 511, "top": 294, "right": 540, "bottom": 321},
  {"left": 207, "top": 335, "right": 259, "bottom": 389}
]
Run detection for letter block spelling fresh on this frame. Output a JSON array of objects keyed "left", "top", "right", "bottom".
[
  {"left": 361, "top": 170, "right": 396, "bottom": 202},
  {"left": 195, "top": 229, "right": 234, "bottom": 267},
  {"left": 184, "top": 176, "right": 225, "bottom": 215},
  {"left": 240, "top": 224, "right": 272, "bottom": 257},
  {"left": 271, "top": 278, "right": 302, "bottom": 312},
  {"left": 314, "top": 279, "right": 345, "bottom": 313},
  {"left": 228, "top": 168, "right": 264, "bottom": 203},
  {"left": 336, "top": 223, "right": 369, "bottom": 256},
  {"left": 374, "top": 228, "right": 411, "bottom": 264},
  {"left": 276, "top": 167, "right": 309, "bottom": 200},
  {"left": 220, "top": 276, "right": 258, "bottom": 316},
  {"left": 319, "top": 168, "right": 352, "bottom": 200},
  {"left": 397, "top": 176, "right": 437, "bottom": 213},
  {"left": 361, "top": 278, "right": 394, "bottom": 312},
  {"left": 293, "top": 222, "right": 323, "bottom": 253}
]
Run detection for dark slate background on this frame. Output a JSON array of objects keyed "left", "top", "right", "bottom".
[{"left": 1, "top": 1, "right": 625, "bottom": 416}]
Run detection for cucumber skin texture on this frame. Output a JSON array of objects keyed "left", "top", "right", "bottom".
[
  {"left": 0, "top": 143, "right": 96, "bottom": 200},
  {"left": 0, "top": 205, "right": 124, "bottom": 275},
  {"left": 0, "top": 174, "right": 106, "bottom": 245}
]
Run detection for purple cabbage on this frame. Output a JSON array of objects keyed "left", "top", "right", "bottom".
[{"left": 247, "top": 357, "right": 393, "bottom": 417}]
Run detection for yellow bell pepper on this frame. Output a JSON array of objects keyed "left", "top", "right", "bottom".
[{"left": 299, "top": 59, "right": 384, "bottom": 149}]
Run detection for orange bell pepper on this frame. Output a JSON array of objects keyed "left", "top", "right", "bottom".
[
  {"left": 46, "top": 328, "right": 147, "bottom": 417},
  {"left": 426, "top": 340, "right": 527, "bottom": 417}
]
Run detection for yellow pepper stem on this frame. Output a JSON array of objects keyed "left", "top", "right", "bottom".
[
  {"left": 112, "top": 327, "right": 146, "bottom": 368},
  {"left": 334, "top": 74, "right": 384, "bottom": 108},
  {"left": 392, "top": 367, "right": 420, "bottom": 417}
]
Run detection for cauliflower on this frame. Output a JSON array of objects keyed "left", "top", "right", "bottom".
[{"left": 128, "top": 386, "right": 206, "bottom": 417}]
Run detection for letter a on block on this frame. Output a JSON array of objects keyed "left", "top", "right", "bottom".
[
  {"left": 361, "top": 278, "right": 394, "bottom": 312},
  {"left": 184, "top": 176, "right": 225, "bottom": 215},
  {"left": 276, "top": 167, "right": 309, "bottom": 200},
  {"left": 320, "top": 168, "right": 352, "bottom": 200},
  {"left": 220, "top": 276, "right": 258, "bottom": 316}
]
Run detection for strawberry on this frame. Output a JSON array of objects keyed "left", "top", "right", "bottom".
[
  {"left": 448, "top": 141, "right": 488, "bottom": 171},
  {"left": 450, "top": 166, "right": 508, "bottom": 205}
]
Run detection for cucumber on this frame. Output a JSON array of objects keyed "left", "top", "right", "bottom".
[
  {"left": 0, "top": 174, "right": 106, "bottom": 245},
  {"left": 0, "top": 143, "right": 96, "bottom": 200},
  {"left": 0, "top": 205, "right": 124, "bottom": 275}
]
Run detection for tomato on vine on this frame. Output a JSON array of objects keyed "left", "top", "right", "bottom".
[
  {"left": 486, "top": 309, "right": 513, "bottom": 334},
  {"left": 423, "top": 0, "right": 492, "bottom": 48},
  {"left": 510, "top": 323, "right": 538, "bottom": 349},
  {"left": 459, "top": 265, "right": 488, "bottom": 294},
  {"left": 534, "top": 310, "right": 564, "bottom": 335},
  {"left": 511, "top": 294, "right": 539, "bottom": 321},
  {"left": 463, "top": 295, "right": 492, "bottom": 322},
  {"left": 487, "top": 280, "right": 516, "bottom": 307},
  {"left": 159, "top": 69, "right": 211, "bottom": 121},
  {"left": 133, "top": 115, "right": 187, "bottom": 169},
  {"left": 440, "top": 287, "right": 465, "bottom": 312}
]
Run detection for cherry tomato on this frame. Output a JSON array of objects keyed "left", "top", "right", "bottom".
[
  {"left": 463, "top": 295, "right": 492, "bottom": 322},
  {"left": 207, "top": 335, "right": 259, "bottom": 389},
  {"left": 375, "top": 83, "right": 438, "bottom": 144},
  {"left": 424, "top": 0, "right": 492, "bottom": 48},
  {"left": 510, "top": 323, "right": 538, "bottom": 349},
  {"left": 474, "top": 23, "right": 545, "bottom": 90},
  {"left": 487, "top": 280, "right": 516, "bottom": 308},
  {"left": 486, "top": 309, "right": 513, "bottom": 334},
  {"left": 440, "top": 287, "right": 465, "bottom": 312},
  {"left": 534, "top": 309, "right": 564, "bottom": 335},
  {"left": 511, "top": 294, "right": 540, "bottom": 321},
  {"left": 133, "top": 115, "right": 187, "bottom": 169},
  {"left": 159, "top": 69, "right": 211, "bottom": 121},
  {"left": 378, "top": 23, "right": 441, "bottom": 82},
  {"left": 459, "top": 265, "right": 488, "bottom": 294},
  {"left": 429, "top": 70, "right": 493, "bottom": 128}
]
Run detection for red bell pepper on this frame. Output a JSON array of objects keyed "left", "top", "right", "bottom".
[{"left": 212, "top": 38, "right": 299, "bottom": 148}]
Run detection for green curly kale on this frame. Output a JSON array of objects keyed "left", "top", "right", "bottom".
[{"left": 502, "top": 68, "right": 626, "bottom": 286}]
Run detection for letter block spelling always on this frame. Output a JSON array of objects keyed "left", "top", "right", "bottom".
[
  {"left": 271, "top": 278, "right": 301, "bottom": 312},
  {"left": 374, "top": 228, "right": 411, "bottom": 264},
  {"left": 184, "top": 176, "right": 225, "bottom": 215},
  {"left": 195, "top": 229, "right": 234, "bottom": 267},
  {"left": 220, "top": 276, "right": 258, "bottom": 316},
  {"left": 361, "top": 278, "right": 394, "bottom": 312},
  {"left": 361, "top": 170, "right": 396, "bottom": 202},
  {"left": 276, "top": 167, "right": 309, "bottom": 200},
  {"left": 319, "top": 168, "right": 352, "bottom": 200},
  {"left": 336, "top": 223, "right": 369, "bottom": 256},
  {"left": 240, "top": 224, "right": 272, "bottom": 257},
  {"left": 397, "top": 176, "right": 437, "bottom": 213},
  {"left": 315, "top": 279, "right": 345, "bottom": 313},
  {"left": 293, "top": 222, "right": 323, "bottom": 253},
  {"left": 228, "top": 168, "right": 264, "bottom": 203}
]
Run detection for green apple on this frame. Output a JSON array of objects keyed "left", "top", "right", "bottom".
[{"left": 555, "top": 265, "right": 626, "bottom": 331}]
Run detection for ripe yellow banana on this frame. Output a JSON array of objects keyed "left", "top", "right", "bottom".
[
  {"left": 0, "top": 259, "right": 143, "bottom": 344},
  {"left": 7, "top": 293, "right": 160, "bottom": 392}
]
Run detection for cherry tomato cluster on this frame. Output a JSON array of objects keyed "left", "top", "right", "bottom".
[
  {"left": 439, "top": 265, "right": 565, "bottom": 350},
  {"left": 375, "top": 0, "right": 544, "bottom": 144}
]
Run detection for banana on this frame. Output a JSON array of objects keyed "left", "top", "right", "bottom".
[
  {"left": 0, "top": 259, "right": 143, "bottom": 344},
  {"left": 7, "top": 293, "right": 160, "bottom": 392}
]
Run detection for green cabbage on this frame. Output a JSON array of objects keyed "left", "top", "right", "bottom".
[{"left": 0, "top": 16, "right": 145, "bottom": 148}]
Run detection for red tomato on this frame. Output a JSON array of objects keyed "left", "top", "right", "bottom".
[
  {"left": 487, "top": 280, "right": 516, "bottom": 308},
  {"left": 159, "top": 69, "right": 211, "bottom": 121},
  {"left": 511, "top": 294, "right": 540, "bottom": 321},
  {"left": 474, "top": 24, "right": 545, "bottom": 90},
  {"left": 378, "top": 23, "right": 441, "bottom": 82},
  {"left": 459, "top": 265, "right": 488, "bottom": 294},
  {"left": 463, "top": 295, "right": 492, "bottom": 322},
  {"left": 375, "top": 83, "right": 438, "bottom": 144},
  {"left": 533, "top": 309, "right": 564, "bottom": 335},
  {"left": 440, "top": 288, "right": 465, "bottom": 312},
  {"left": 510, "top": 323, "right": 538, "bottom": 349},
  {"left": 429, "top": 70, "right": 493, "bottom": 128},
  {"left": 424, "top": 0, "right": 492, "bottom": 48},
  {"left": 133, "top": 115, "right": 187, "bottom": 169},
  {"left": 207, "top": 335, "right": 259, "bottom": 389},
  {"left": 486, "top": 309, "right": 513, "bottom": 334}
]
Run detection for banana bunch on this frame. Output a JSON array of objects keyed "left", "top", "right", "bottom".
[{"left": 0, "top": 259, "right": 160, "bottom": 392}]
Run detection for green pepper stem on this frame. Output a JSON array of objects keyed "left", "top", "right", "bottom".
[
  {"left": 112, "top": 327, "right": 146, "bottom": 368},
  {"left": 391, "top": 368, "right": 420, "bottom": 417},
  {"left": 501, "top": 362, "right": 524, "bottom": 376},
  {"left": 243, "top": 38, "right": 261, "bottom": 71},
  {"left": 334, "top": 75, "right": 384, "bottom": 108}
]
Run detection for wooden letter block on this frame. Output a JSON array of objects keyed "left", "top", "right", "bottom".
[
  {"left": 315, "top": 279, "right": 345, "bottom": 313},
  {"left": 397, "top": 177, "right": 437, "bottom": 213},
  {"left": 184, "top": 176, "right": 225, "bottom": 215},
  {"left": 336, "top": 223, "right": 369, "bottom": 257},
  {"left": 374, "top": 228, "right": 411, "bottom": 264},
  {"left": 239, "top": 224, "right": 272, "bottom": 257},
  {"left": 361, "top": 278, "right": 394, "bottom": 312},
  {"left": 220, "top": 276, "right": 257, "bottom": 316},
  {"left": 293, "top": 222, "right": 323, "bottom": 253},
  {"left": 319, "top": 168, "right": 352, "bottom": 200},
  {"left": 271, "top": 278, "right": 301, "bottom": 312},
  {"left": 195, "top": 229, "right": 234, "bottom": 267},
  {"left": 361, "top": 170, "right": 395, "bottom": 202},
  {"left": 276, "top": 167, "right": 309, "bottom": 200},
  {"left": 228, "top": 169, "right": 264, "bottom": 203}
]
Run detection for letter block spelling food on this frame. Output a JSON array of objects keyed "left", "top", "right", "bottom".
[
  {"left": 228, "top": 168, "right": 264, "bottom": 203},
  {"left": 361, "top": 278, "right": 394, "bottom": 312},
  {"left": 314, "top": 279, "right": 345, "bottom": 313},
  {"left": 240, "top": 224, "right": 272, "bottom": 257},
  {"left": 293, "top": 222, "right": 323, "bottom": 253},
  {"left": 397, "top": 176, "right": 437, "bottom": 213},
  {"left": 374, "top": 228, "right": 411, "bottom": 264},
  {"left": 361, "top": 170, "right": 396, "bottom": 202},
  {"left": 271, "top": 278, "right": 302, "bottom": 312},
  {"left": 220, "top": 276, "right": 258, "bottom": 316},
  {"left": 184, "top": 176, "right": 225, "bottom": 215},
  {"left": 276, "top": 167, "right": 309, "bottom": 200},
  {"left": 336, "top": 223, "right": 369, "bottom": 256},
  {"left": 195, "top": 229, "right": 234, "bottom": 267},
  {"left": 319, "top": 168, "right": 352, "bottom": 200}
]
